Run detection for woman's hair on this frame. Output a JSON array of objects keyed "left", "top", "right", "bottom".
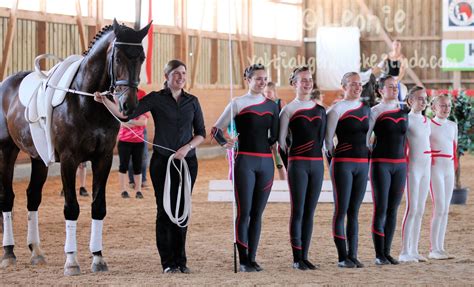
[
  {"left": 289, "top": 66, "right": 310, "bottom": 86},
  {"left": 377, "top": 75, "right": 395, "bottom": 90},
  {"left": 266, "top": 81, "right": 276, "bottom": 90},
  {"left": 405, "top": 86, "right": 425, "bottom": 107},
  {"left": 244, "top": 63, "right": 266, "bottom": 79},
  {"left": 431, "top": 93, "right": 451, "bottom": 107},
  {"left": 310, "top": 89, "right": 321, "bottom": 100},
  {"left": 163, "top": 59, "right": 186, "bottom": 88},
  {"left": 340, "top": 72, "right": 359, "bottom": 87}
]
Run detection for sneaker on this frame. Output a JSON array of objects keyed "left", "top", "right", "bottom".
[
  {"left": 337, "top": 259, "right": 356, "bottom": 268},
  {"left": 250, "top": 261, "right": 263, "bottom": 272},
  {"left": 178, "top": 265, "right": 191, "bottom": 274},
  {"left": 374, "top": 257, "right": 390, "bottom": 265},
  {"left": 303, "top": 259, "right": 320, "bottom": 270},
  {"left": 428, "top": 251, "right": 448, "bottom": 260},
  {"left": 385, "top": 254, "right": 399, "bottom": 265},
  {"left": 239, "top": 263, "right": 257, "bottom": 272},
  {"left": 439, "top": 250, "right": 455, "bottom": 259},
  {"left": 348, "top": 257, "right": 364, "bottom": 268},
  {"left": 292, "top": 260, "right": 308, "bottom": 270},
  {"left": 399, "top": 253, "right": 418, "bottom": 263},
  {"left": 79, "top": 187, "right": 89, "bottom": 197},
  {"left": 163, "top": 266, "right": 179, "bottom": 273},
  {"left": 135, "top": 191, "right": 144, "bottom": 199},
  {"left": 413, "top": 254, "right": 428, "bottom": 262},
  {"left": 121, "top": 191, "right": 130, "bottom": 198}
]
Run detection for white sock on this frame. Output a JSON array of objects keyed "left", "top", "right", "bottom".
[
  {"left": 65, "top": 220, "right": 77, "bottom": 253},
  {"left": 27, "top": 211, "right": 40, "bottom": 245},
  {"left": 2, "top": 212, "right": 14, "bottom": 246},
  {"left": 89, "top": 219, "right": 103, "bottom": 253}
]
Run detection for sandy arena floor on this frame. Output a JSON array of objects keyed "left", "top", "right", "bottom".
[{"left": 1, "top": 153, "right": 473, "bottom": 285}]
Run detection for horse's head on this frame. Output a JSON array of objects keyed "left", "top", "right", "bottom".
[{"left": 109, "top": 19, "right": 152, "bottom": 115}]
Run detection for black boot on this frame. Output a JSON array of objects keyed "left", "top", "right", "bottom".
[
  {"left": 373, "top": 233, "right": 389, "bottom": 265},
  {"left": 334, "top": 237, "right": 354, "bottom": 267},
  {"left": 292, "top": 248, "right": 308, "bottom": 270},
  {"left": 237, "top": 244, "right": 256, "bottom": 272}
]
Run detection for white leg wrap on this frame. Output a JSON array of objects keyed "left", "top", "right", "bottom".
[
  {"left": 27, "top": 211, "right": 40, "bottom": 245},
  {"left": 65, "top": 220, "right": 77, "bottom": 253},
  {"left": 89, "top": 219, "right": 103, "bottom": 253},
  {"left": 2, "top": 212, "right": 15, "bottom": 246}
]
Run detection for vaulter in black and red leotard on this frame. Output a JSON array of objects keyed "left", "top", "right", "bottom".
[
  {"left": 325, "top": 72, "right": 370, "bottom": 269},
  {"left": 212, "top": 64, "right": 279, "bottom": 272},
  {"left": 279, "top": 66, "right": 326, "bottom": 271},
  {"left": 367, "top": 75, "right": 408, "bottom": 266}
]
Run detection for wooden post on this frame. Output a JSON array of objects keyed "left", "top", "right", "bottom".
[
  {"left": 270, "top": 44, "right": 278, "bottom": 83},
  {"left": 453, "top": 71, "right": 461, "bottom": 90},
  {"left": 180, "top": 0, "right": 189, "bottom": 89},
  {"left": 75, "top": 0, "right": 87, "bottom": 52},
  {"left": 210, "top": 39, "right": 218, "bottom": 84},
  {"left": 37, "top": 0, "right": 47, "bottom": 70},
  {"left": 190, "top": 36, "right": 202, "bottom": 90},
  {"left": 246, "top": 0, "right": 254, "bottom": 65},
  {"left": 0, "top": 0, "right": 18, "bottom": 81},
  {"left": 96, "top": 0, "right": 103, "bottom": 32}
]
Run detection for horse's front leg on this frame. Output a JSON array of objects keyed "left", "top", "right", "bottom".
[
  {"left": 26, "top": 158, "right": 48, "bottom": 265},
  {"left": 61, "top": 158, "right": 81, "bottom": 276},
  {"left": 0, "top": 142, "right": 20, "bottom": 268},
  {"left": 89, "top": 153, "right": 113, "bottom": 273}
]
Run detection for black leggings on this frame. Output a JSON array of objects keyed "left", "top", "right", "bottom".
[
  {"left": 150, "top": 152, "right": 198, "bottom": 270},
  {"left": 118, "top": 141, "right": 144, "bottom": 174},
  {"left": 234, "top": 154, "right": 274, "bottom": 264},
  {"left": 330, "top": 160, "right": 369, "bottom": 262},
  {"left": 288, "top": 159, "right": 323, "bottom": 261},
  {"left": 370, "top": 161, "right": 407, "bottom": 258}
]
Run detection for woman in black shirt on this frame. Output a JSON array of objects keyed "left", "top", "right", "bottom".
[{"left": 95, "top": 59, "right": 205, "bottom": 274}]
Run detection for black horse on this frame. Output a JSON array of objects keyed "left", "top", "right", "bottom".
[{"left": 0, "top": 19, "right": 151, "bottom": 275}]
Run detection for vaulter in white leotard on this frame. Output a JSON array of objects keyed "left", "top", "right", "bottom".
[
  {"left": 399, "top": 86, "right": 430, "bottom": 263},
  {"left": 428, "top": 94, "right": 458, "bottom": 260}
]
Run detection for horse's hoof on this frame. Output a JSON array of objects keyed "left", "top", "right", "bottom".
[
  {"left": 31, "top": 255, "right": 47, "bottom": 265},
  {"left": 64, "top": 265, "right": 81, "bottom": 276},
  {"left": 0, "top": 257, "right": 17, "bottom": 268},
  {"left": 91, "top": 261, "right": 109, "bottom": 272}
]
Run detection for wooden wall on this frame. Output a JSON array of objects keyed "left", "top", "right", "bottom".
[{"left": 304, "top": 0, "right": 474, "bottom": 90}]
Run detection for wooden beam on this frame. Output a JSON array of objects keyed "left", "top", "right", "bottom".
[
  {"left": 180, "top": 0, "right": 189, "bottom": 89},
  {"left": 247, "top": 0, "right": 254, "bottom": 65},
  {"left": 190, "top": 35, "right": 203, "bottom": 90},
  {"left": 270, "top": 45, "right": 278, "bottom": 82},
  {"left": 234, "top": 2, "right": 246, "bottom": 89},
  {"left": 356, "top": 0, "right": 423, "bottom": 87},
  {"left": 0, "top": 7, "right": 97, "bottom": 26},
  {"left": 0, "top": 0, "right": 18, "bottom": 81},
  {"left": 75, "top": 0, "right": 87, "bottom": 52},
  {"left": 96, "top": 0, "right": 103, "bottom": 31},
  {"left": 37, "top": 0, "right": 47, "bottom": 70},
  {"left": 452, "top": 71, "right": 461, "bottom": 89},
  {"left": 210, "top": 39, "right": 218, "bottom": 84}
]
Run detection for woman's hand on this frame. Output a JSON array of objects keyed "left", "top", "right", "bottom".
[
  {"left": 224, "top": 136, "right": 238, "bottom": 149},
  {"left": 94, "top": 92, "right": 105, "bottom": 103},
  {"left": 174, "top": 144, "right": 192, "bottom": 160}
]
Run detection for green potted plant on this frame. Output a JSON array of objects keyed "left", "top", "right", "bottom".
[{"left": 448, "top": 90, "right": 473, "bottom": 204}]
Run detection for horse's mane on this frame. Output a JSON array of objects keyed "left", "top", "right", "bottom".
[{"left": 82, "top": 25, "right": 113, "bottom": 56}]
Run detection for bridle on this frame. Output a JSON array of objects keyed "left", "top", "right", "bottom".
[{"left": 108, "top": 40, "right": 143, "bottom": 102}]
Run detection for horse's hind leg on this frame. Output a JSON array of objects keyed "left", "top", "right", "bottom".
[
  {"left": 0, "top": 140, "right": 20, "bottom": 268},
  {"left": 26, "top": 158, "right": 48, "bottom": 265}
]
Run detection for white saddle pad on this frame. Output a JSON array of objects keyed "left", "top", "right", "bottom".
[{"left": 18, "top": 54, "right": 84, "bottom": 166}]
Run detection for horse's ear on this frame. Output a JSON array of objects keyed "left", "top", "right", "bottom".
[
  {"left": 113, "top": 18, "right": 121, "bottom": 35},
  {"left": 137, "top": 21, "right": 153, "bottom": 41}
]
